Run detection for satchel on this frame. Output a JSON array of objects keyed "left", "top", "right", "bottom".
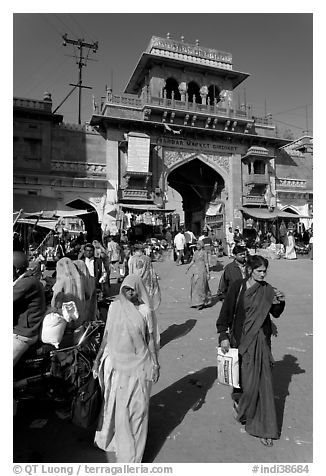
[
  {"left": 217, "top": 347, "right": 240, "bottom": 388},
  {"left": 71, "top": 376, "right": 102, "bottom": 429}
]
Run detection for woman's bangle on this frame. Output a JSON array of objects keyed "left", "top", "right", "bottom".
[{"left": 153, "top": 363, "right": 160, "bottom": 368}]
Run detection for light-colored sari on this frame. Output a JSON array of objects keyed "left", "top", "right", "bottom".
[
  {"left": 128, "top": 253, "right": 161, "bottom": 311},
  {"left": 94, "top": 274, "right": 159, "bottom": 462}
]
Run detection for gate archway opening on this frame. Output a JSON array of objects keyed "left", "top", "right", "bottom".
[
  {"left": 65, "top": 199, "right": 102, "bottom": 242},
  {"left": 167, "top": 158, "right": 225, "bottom": 236}
]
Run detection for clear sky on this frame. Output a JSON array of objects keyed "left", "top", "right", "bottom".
[{"left": 13, "top": 12, "right": 313, "bottom": 139}]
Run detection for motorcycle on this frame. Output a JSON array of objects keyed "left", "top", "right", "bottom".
[
  {"left": 13, "top": 320, "right": 105, "bottom": 416},
  {"left": 295, "top": 242, "right": 310, "bottom": 255}
]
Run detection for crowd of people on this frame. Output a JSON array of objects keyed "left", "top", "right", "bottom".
[{"left": 16, "top": 218, "right": 313, "bottom": 460}]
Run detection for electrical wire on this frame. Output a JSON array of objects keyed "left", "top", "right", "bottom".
[
  {"left": 68, "top": 14, "right": 98, "bottom": 44},
  {"left": 272, "top": 104, "right": 312, "bottom": 116},
  {"left": 53, "top": 13, "right": 79, "bottom": 39},
  {"left": 273, "top": 118, "right": 309, "bottom": 131},
  {"left": 38, "top": 13, "right": 64, "bottom": 37},
  {"left": 21, "top": 56, "right": 71, "bottom": 97}
]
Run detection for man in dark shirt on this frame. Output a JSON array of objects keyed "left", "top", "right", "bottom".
[
  {"left": 217, "top": 245, "right": 248, "bottom": 301},
  {"left": 13, "top": 252, "right": 46, "bottom": 366}
]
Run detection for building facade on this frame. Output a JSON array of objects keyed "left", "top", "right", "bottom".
[{"left": 13, "top": 35, "right": 312, "bottom": 240}]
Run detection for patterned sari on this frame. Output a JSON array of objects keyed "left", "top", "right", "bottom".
[{"left": 237, "top": 282, "right": 279, "bottom": 439}]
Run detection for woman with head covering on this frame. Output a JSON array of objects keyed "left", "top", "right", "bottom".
[
  {"left": 216, "top": 255, "right": 285, "bottom": 447},
  {"left": 128, "top": 244, "right": 161, "bottom": 311},
  {"left": 93, "top": 274, "right": 160, "bottom": 463},
  {"left": 51, "top": 257, "right": 87, "bottom": 328},
  {"left": 74, "top": 260, "right": 97, "bottom": 321},
  {"left": 284, "top": 230, "right": 297, "bottom": 260},
  {"left": 186, "top": 240, "right": 212, "bottom": 310}
]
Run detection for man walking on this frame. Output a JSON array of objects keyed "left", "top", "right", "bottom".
[
  {"left": 174, "top": 229, "right": 186, "bottom": 265},
  {"left": 81, "top": 243, "right": 108, "bottom": 294},
  {"left": 216, "top": 245, "right": 248, "bottom": 300},
  {"left": 226, "top": 226, "right": 235, "bottom": 258}
]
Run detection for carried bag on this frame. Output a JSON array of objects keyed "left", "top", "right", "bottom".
[
  {"left": 217, "top": 347, "right": 240, "bottom": 388},
  {"left": 71, "top": 376, "right": 102, "bottom": 429},
  {"left": 41, "top": 312, "right": 67, "bottom": 348}
]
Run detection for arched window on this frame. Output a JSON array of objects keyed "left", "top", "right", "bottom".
[
  {"left": 208, "top": 85, "right": 220, "bottom": 105},
  {"left": 187, "top": 81, "right": 201, "bottom": 104},
  {"left": 164, "top": 78, "right": 181, "bottom": 100},
  {"left": 253, "top": 160, "right": 265, "bottom": 174}
]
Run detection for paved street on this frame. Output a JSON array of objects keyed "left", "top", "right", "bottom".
[{"left": 13, "top": 253, "right": 313, "bottom": 463}]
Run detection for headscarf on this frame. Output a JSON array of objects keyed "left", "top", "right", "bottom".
[
  {"left": 128, "top": 253, "right": 161, "bottom": 310},
  {"left": 51, "top": 257, "right": 86, "bottom": 326},
  {"left": 74, "top": 259, "right": 97, "bottom": 320},
  {"left": 102, "top": 274, "right": 160, "bottom": 376},
  {"left": 74, "top": 259, "right": 96, "bottom": 298}
]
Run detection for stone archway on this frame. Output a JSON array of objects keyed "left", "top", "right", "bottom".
[
  {"left": 164, "top": 150, "right": 229, "bottom": 234},
  {"left": 65, "top": 198, "right": 102, "bottom": 242}
]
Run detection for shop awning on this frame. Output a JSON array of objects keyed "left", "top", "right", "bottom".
[
  {"left": 241, "top": 207, "right": 309, "bottom": 219},
  {"left": 206, "top": 203, "right": 223, "bottom": 216},
  {"left": 15, "top": 218, "right": 59, "bottom": 230},
  {"left": 120, "top": 204, "right": 175, "bottom": 212}
]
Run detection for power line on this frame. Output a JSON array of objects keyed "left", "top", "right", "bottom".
[
  {"left": 54, "top": 13, "right": 79, "bottom": 39},
  {"left": 273, "top": 118, "right": 309, "bottom": 131},
  {"left": 38, "top": 13, "right": 64, "bottom": 37},
  {"left": 56, "top": 34, "right": 99, "bottom": 124},
  {"left": 68, "top": 14, "right": 97, "bottom": 44},
  {"left": 272, "top": 104, "right": 312, "bottom": 116}
]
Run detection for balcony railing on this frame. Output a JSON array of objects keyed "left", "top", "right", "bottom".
[
  {"left": 118, "top": 188, "right": 152, "bottom": 201},
  {"left": 242, "top": 195, "right": 266, "bottom": 205},
  {"left": 276, "top": 178, "right": 307, "bottom": 188},
  {"left": 14, "top": 98, "right": 52, "bottom": 113},
  {"left": 244, "top": 173, "right": 270, "bottom": 185},
  {"left": 100, "top": 94, "right": 273, "bottom": 127}
]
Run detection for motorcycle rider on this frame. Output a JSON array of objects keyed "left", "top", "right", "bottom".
[{"left": 13, "top": 251, "right": 46, "bottom": 366}]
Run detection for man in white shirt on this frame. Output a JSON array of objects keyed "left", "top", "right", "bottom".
[
  {"left": 174, "top": 229, "right": 186, "bottom": 265},
  {"left": 226, "top": 226, "right": 235, "bottom": 258},
  {"left": 82, "top": 243, "right": 107, "bottom": 289}
]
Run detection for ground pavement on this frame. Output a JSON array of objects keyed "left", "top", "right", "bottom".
[{"left": 13, "top": 253, "right": 313, "bottom": 464}]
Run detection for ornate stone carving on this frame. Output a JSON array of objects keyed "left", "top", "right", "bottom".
[
  {"left": 51, "top": 161, "right": 106, "bottom": 175},
  {"left": 164, "top": 150, "right": 229, "bottom": 173}
]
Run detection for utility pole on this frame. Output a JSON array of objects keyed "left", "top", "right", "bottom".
[{"left": 60, "top": 34, "right": 98, "bottom": 124}]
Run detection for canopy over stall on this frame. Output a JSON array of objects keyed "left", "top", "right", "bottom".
[{"left": 240, "top": 208, "right": 310, "bottom": 220}]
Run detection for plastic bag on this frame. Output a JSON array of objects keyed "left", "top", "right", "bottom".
[
  {"left": 217, "top": 347, "right": 240, "bottom": 388},
  {"left": 41, "top": 312, "right": 67, "bottom": 348},
  {"left": 62, "top": 301, "right": 79, "bottom": 322}
]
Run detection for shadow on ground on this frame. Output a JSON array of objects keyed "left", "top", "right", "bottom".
[
  {"left": 209, "top": 261, "right": 224, "bottom": 272},
  {"left": 273, "top": 354, "right": 305, "bottom": 434},
  {"left": 160, "top": 319, "right": 197, "bottom": 348},
  {"left": 143, "top": 366, "right": 217, "bottom": 462}
]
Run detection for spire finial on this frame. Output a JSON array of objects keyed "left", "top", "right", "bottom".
[
  {"left": 195, "top": 39, "right": 199, "bottom": 46},
  {"left": 167, "top": 32, "right": 171, "bottom": 39},
  {"left": 181, "top": 35, "right": 184, "bottom": 42}
]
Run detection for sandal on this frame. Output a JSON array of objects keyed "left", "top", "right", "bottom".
[{"left": 260, "top": 438, "right": 273, "bottom": 447}]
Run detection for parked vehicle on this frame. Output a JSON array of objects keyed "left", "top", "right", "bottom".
[
  {"left": 295, "top": 242, "right": 310, "bottom": 255},
  {"left": 13, "top": 320, "right": 105, "bottom": 415}
]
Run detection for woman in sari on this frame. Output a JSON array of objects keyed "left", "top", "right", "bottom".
[
  {"left": 216, "top": 255, "right": 285, "bottom": 447},
  {"left": 51, "top": 257, "right": 88, "bottom": 328},
  {"left": 93, "top": 274, "right": 160, "bottom": 463},
  {"left": 128, "top": 244, "right": 161, "bottom": 311},
  {"left": 74, "top": 260, "right": 97, "bottom": 321},
  {"left": 186, "top": 240, "right": 212, "bottom": 310},
  {"left": 285, "top": 231, "right": 297, "bottom": 260}
]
